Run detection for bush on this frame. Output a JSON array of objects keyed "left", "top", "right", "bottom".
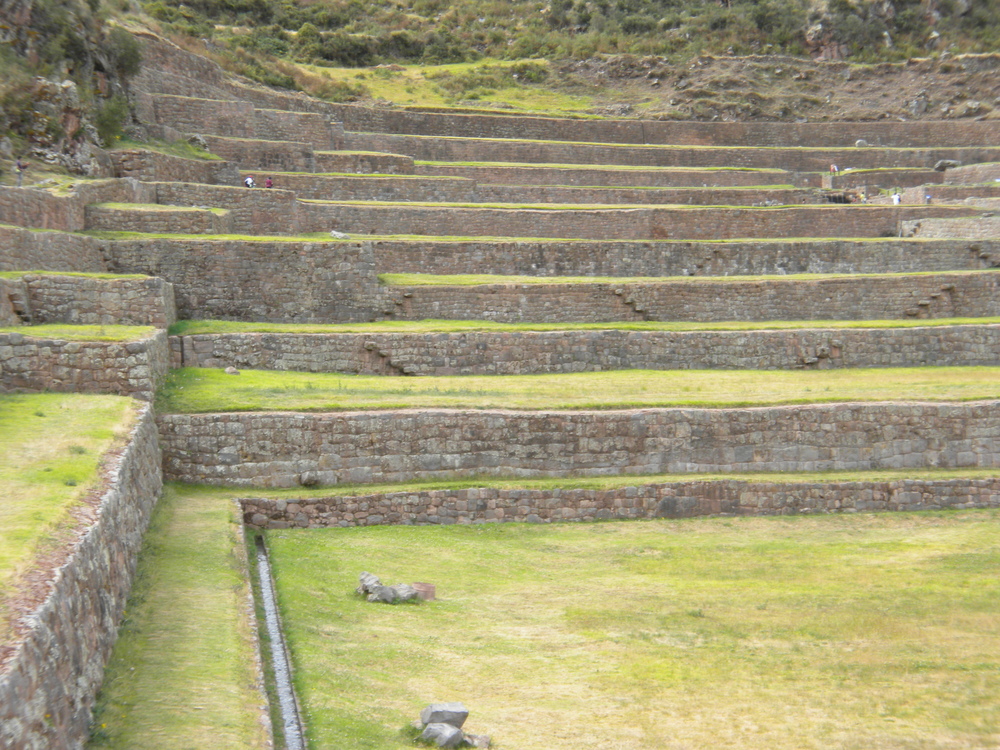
[
  {"left": 108, "top": 27, "right": 143, "bottom": 78},
  {"left": 95, "top": 95, "right": 130, "bottom": 147}
]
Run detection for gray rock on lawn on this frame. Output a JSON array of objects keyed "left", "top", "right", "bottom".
[
  {"left": 391, "top": 583, "right": 420, "bottom": 602},
  {"left": 421, "top": 702, "right": 469, "bottom": 729},
  {"left": 330, "top": 230, "right": 351, "bottom": 239},
  {"left": 367, "top": 584, "right": 399, "bottom": 603},
  {"left": 420, "top": 723, "right": 464, "bottom": 748},
  {"left": 463, "top": 734, "right": 491, "bottom": 748},
  {"left": 356, "top": 571, "right": 381, "bottom": 595}
]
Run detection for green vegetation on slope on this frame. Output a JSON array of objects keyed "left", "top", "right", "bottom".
[
  {"left": 157, "top": 366, "right": 1000, "bottom": 413},
  {"left": 87, "top": 485, "right": 269, "bottom": 750},
  {"left": 0, "top": 394, "right": 136, "bottom": 638},
  {"left": 169, "top": 316, "right": 1000, "bottom": 337},
  {"left": 267, "top": 511, "right": 1000, "bottom": 749}
]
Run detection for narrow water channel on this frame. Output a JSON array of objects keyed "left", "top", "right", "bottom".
[{"left": 255, "top": 536, "right": 307, "bottom": 750}]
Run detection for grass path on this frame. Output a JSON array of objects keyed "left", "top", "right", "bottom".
[
  {"left": 0, "top": 394, "right": 135, "bottom": 639},
  {"left": 169, "top": 316, "right": 1000, "bottom": 337},
  {"left": 87, "top": 485, "right": 268, "bottom": 750},
  {"left": 0, "top": 324, "right": 157, "bottom": 341},
  {"left": 267, "top": 511, "right": 1000, "bottom": 749},
  {"left": 158, "top": 366, "right": 1000, "bottom": 413}
]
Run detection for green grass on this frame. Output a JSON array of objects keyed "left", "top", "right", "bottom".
[
  {"left": 0, "top": 394, "right": 136, "bottom": 638},
  {"left": 157, "top": 366, "right": 1000, "bottom": 414},
  {"left": 415, "top": 161, "right": 789, "bottom": 172},
  {"left": 380, "top": 269, "right": 1000, "bottom": 286},
  {"left": 228, "top": 466, "right": 1000, "bottom": 501},
  {"left": 86, "top": 484, "right": 269, "bottom": 750},
  {"left": 267, "top": 510, "right": 1000, "bottom": 749},
  {"left": 303, "top": 59, "right": 595, "bottom": 114},
  {"left": 92, "top": 202, "right": 229, "bottom": 216},
  {"left": 0, "top": 324, "right": 157, "bottom": 342},
  {"left": 303, "top": 198, "right": 863, "bottom": 209},
  {"left": 0, "top": 270, "right": 149, "bottom": 280},
  {"left": 114, "top": 138, "right": 224, "bottom": 161},
  {"left": 169, "top": 316, "right": 1000, "bottom": 337}
]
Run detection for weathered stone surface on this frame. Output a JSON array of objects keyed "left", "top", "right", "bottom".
[
  {"left": 0, "top": 406, "right": 163, "bottom": 750},
  {"left": 421, "top": 703, "right": 470, "bottom": 729},
  {"left": 391, "top": 583, "right": 420, "bottom": 602},
  {"left": 420, "top": 723, "right": 465, "bottom": 748}
]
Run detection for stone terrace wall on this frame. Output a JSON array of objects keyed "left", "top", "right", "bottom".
[
  {"left": 242, "top": 476, "right": 1000, "bottom": 529},
  {"left": 474, "top": 185, "right": 823, "bottom": 206},
  {"left": 302, "top": 203, "right": 972, "bottom": 240},
  {"left": 389, "top": 272, "right": 999, "bottom": 323},
  {"left": 0, "top": 180, "right": 153, "bottom": 232},
  {"left": 314, "top": 151, "right": 414, "bottom": 174},
  {"left": 263, "top": 173, "right": 475, "bottom": 202},
  {"left": 905, "top": 216, "right": 1000, "bottom": 240},
  {"left": 104, "top": 238, "right": 385, "bottom": 323},
  {"left": 109, "top": 149, "right": 240, "bottom": 186},
  {"left": 371, "top": 237, "right": 1000, "bottom": 276},
  {"left": 152, "top": 183, "right": 298, "bottom": 234},
  {"left": 344, "top": 132, "right": 1000, "bottom": 171},
  {"left": 200, "top": 135, "right": 316, "bottom": 173},
  {"left": 945, "top": 162, "right": 1000, "bottom": 184},
  {"left": 171, "top": 324, "right": 1000, "bottom": 375},
  {"left": 0, "top": 279, "right": 23, "bottom": 326},
  {"left": 417, "top": 163, "right": 816, "bottom": 188},
  {"left": 0, "top": 224, "right": 107, "bottom": 273},
  {"left": 0, "top": 405, "right": 162, "bottom": 750},
  {"left": 0, "top": 330, "right": 170, "bottom": 400},
  {"left": 150, "top": 94, "right": 254, "bottom": 138},
  {"left": 253, "top": 108, "right": 342, "bottom": 150},
  {"left": 85, "top": 204, "right": 235, "bottom": 235},
  {"left": 158, "top": 402, "right": 1000, "bottom": 487},
  {"left": 329, "top": 103, "right": 1000, "bottom": 147},
  {"left": 15, "top": 274, "right": 177, "bottom": 327}
]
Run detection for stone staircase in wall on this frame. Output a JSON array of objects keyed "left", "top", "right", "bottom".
[{"left": 3, "top": 30, "right": 1000, "bottom": 512}]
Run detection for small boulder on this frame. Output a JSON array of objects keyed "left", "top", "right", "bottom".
[
  {"left": 934, "top": 159, "right": 961, "bottom": 171},
  {"left": 356, "top": 571, "right": 381, "bottom": 596},
  {"left": 224, "top": 366, "right": 240, "bottom": 375},
  {"left": 420, "top": 723, "right": 464, "bottom": 748},
  {"left": 390, "top": 583, "right": 421, "bottom": 602},
  {"left": 463, "top": 734, "right": 491, "bottom": 748},
  {"left": 329, "top": 230, "right": 351, "bottom": 239},
  {"left": 367, "top": 585, "right": 398, "bottom": 604},
  {"left": 421, "top": 702, "right": 469, "bottom": 729},
  {"left": 854, "top": 139, "right": 868, "bottom": 148}
]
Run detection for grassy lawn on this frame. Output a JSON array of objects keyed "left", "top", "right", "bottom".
[
  {"left": 0, "top": 394, "right": 136, "bottom": 639},
  {"left": 0, "top": 324, "right": 157, "bottom": 341},
  {"left": 87, "top": 484, "right": 269, "bottom": 750},
  {"left": 230, "top": 466, "right": 1000, "bottom": 502},
  {"left": 266, "top": 511, "right": 1000, "bottom": 749},
  {"left": 382, "top": 269, "right": 998, "bottom": 286},
  {"left": 157, "top": 366, "right": 1000, "bottom": 413},
  {"left": 169, "top": 316, "right": 1000, "bottom": 337}
]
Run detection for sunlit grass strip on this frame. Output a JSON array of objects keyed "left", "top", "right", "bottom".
[
  {"left": 302, "top": 198, "right": 914, "bottom": 209},
  {"left": 92, "top": 202, "right": 229, "bottom": 215},
  {"left": 87, "top": 485, "right": 269, "bottom": 750},
  {"left": 0, "top": 394, "right": 135, "bottom": 638},
  {"left": 0, "top": 324, "right": 157, "bottom": 341},
  {"left": 380, "top": 268, "right": 1000, "bottom": 286},
  {"left": 267, "top": 511, "right": 1000, "bottom": 750},
  {"left": 224, "top": 466, "right": 1000, "bottom": 502},
  {"left": 0, "top": 270, "right": 149, "bottom": 279},
  {"left": 169, "top": 316, "right": 1000, "bottom": 337},
  {"left": 415, "top": 160, "right": 790, "bottom": 172},
  {"left": 157, "top": 366, "right": 1000, "bottom": 414}
]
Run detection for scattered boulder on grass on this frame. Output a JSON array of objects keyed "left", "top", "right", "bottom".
[
  {"left": 416, "top": 703, "right": 489, "bottom": 748},
  {"left": 224, "top": 366, "right": 240, "bottom": 375},
  {"left": 934, "top": 159, "right": 961, "bottom": 171},
  {"left": 356, "top": 572, "right": 423, "bottom": 604},
  {"left": 330, "top": 230, "right": 351, "bottom": 239},
  {"left": 420, "top": 702, "right": 469, "bottom": 729},
  {"left": 420, "top": 723, "right": 464, "bottom": 748}
]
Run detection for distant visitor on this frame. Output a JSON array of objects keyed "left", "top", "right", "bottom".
[
  {"left": 244, "top": 175, "right": 256, "bottom": 188},
  {"left": 265, "top": 177, "right": 273, "bottom": 188}
]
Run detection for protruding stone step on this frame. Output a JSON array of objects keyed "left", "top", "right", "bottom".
[
  {"left": 85, "top": 203, "right": 234, "bottom": 235},
  {"left": 314, "top": 150, "right": 414, "bottom": 174},
  {"left": 170, "top": 321, "right": 1000, "bottom": 375},
  {"left": 345, "top": 131, "right": 1000, "bottom": 171},
  {"left": 380, "top": 270, "right": 996, "bottom": 324},
  {"left": 299, "top": 201, "right": 976, "bottom": 240}
]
